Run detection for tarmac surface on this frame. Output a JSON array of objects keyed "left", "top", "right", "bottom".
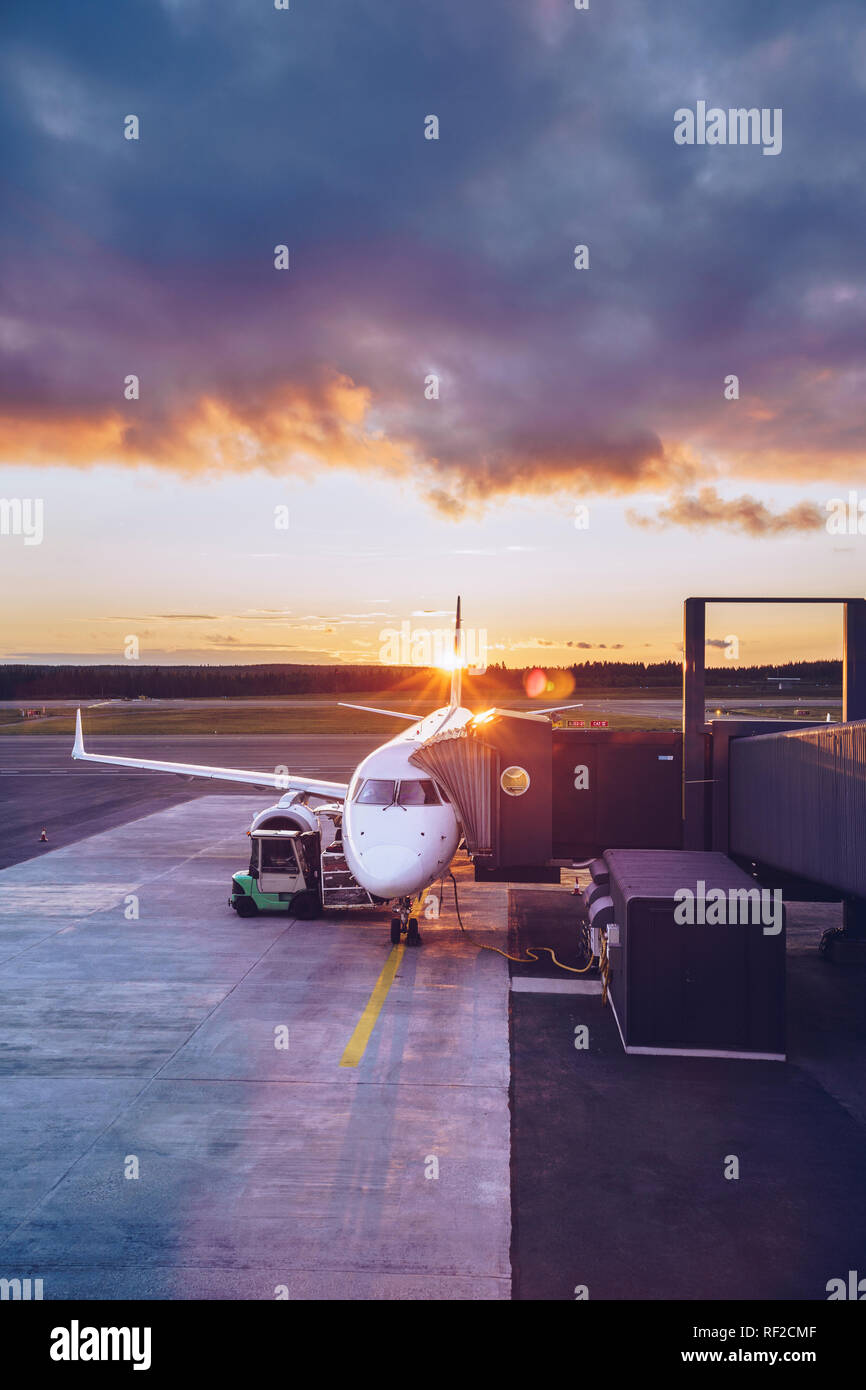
[
  {"left": 0, "top": 795, "right": 511, "bottom": 1299},
  {"left": 510, "top": 900, "right": 866, "bottom": 1300},
  {"left": 1, "top": 736, "right": 865, "bottom": 1301},
  {"left": 0, "top": 736, "right": 377, "bottom": 871}
]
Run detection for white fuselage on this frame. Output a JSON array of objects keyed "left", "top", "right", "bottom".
[{"left": 341, "top": 704, "right": 470, "bottom": 901}]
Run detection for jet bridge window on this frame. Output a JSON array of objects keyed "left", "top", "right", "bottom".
[
  {"left": 355, "top": 779, "right": 397, "bottom": 805},
  {"left": 396, "top": 779, "right": 441, "bottom": 806}
]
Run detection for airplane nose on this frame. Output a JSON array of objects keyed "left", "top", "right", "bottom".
[{"left": 357, "top": 844, "right": 421, "bottom": 896}]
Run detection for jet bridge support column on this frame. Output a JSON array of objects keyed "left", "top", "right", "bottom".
[
  {"left": 683, "top": 598, "right": 709, "bottom": 850},
  {"left": 843, "top": 598, "right": 866, "bottom": 722}
]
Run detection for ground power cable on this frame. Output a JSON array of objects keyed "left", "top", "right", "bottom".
[{"left": 448, "top": 869, "right": 608, "bottom": 997}]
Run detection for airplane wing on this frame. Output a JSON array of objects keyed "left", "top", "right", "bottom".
[
  {"left": 71, "top": 709, "right": 348, "bottom": 798},
  {"left": 529, "top": 702, "right": 585, "bottom": 715},
  {"left": 338, "top": 702, "right": 417, "bottom": 720}
]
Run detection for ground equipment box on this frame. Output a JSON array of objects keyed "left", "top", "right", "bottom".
[{"left": 603, "top": 849, "right": 785, "bottom": 1059}]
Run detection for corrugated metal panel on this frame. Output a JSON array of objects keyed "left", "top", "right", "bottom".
[
  {"left": 409, "top": 729, "right": 499, "bottom": 856},
  {"left": 729, "top": 721, "right": 866, "bottom": 897}
]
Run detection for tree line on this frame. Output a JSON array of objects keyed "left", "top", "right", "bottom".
[{"left": 0, "top": 658, "right": 842, "bottom": 700}]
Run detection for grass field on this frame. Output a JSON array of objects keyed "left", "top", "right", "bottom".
[
  {"left": 0, "top": 702, "right": 406, "bottom": 737},
  {"left": 0, "top": 688, "right": 842, "bottom": 738},
  {"left": 0, "top": 700, "right": 678, "bottom": 733}
]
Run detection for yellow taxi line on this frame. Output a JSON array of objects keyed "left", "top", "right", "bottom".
[{"left": 339, "top": 943, "right": 405, "bottom": 1067}]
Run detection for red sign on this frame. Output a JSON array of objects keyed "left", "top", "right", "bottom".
[
  {"left": 567, "top": 719, "right": 586, "bottom": 727},
  {"left": 590, "top": 719, "right": 609, "bottom": 728}
]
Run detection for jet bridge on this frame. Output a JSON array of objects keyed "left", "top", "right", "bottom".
[
  {"left": 409, "top": 708, "right": 683, "bottom": 879},
  {"left": 409, "top": 709, "right": 552, "bottom": 876},
  {"left": 724, "top": 719, "right": 866, "bottom": 950}
]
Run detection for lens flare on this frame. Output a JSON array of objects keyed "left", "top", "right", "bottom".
[{"left": 524, "top": 668, "right": 576, "bottom": 700}]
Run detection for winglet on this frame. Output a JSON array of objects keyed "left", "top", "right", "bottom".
[{"left": 73, "top": 707, "right": 85, "bottom": 758}]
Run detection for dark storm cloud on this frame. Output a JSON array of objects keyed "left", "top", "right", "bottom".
[{"left": 1, "top": 0, "right": 865, "bottom": 522}]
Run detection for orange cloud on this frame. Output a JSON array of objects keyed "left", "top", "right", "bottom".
[
  {"left": 0, "top": 365, "right": 859, "bottom": 538},
  {"left": 0, "top": 374, "right": 416, "bottom": 478},
  {"left": 628, "top": 486, "right": 825, "bottom": 535}
]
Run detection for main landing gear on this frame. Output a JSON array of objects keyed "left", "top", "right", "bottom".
[{"left": 390, "top": 896, "right": 423, "bottom": 948}]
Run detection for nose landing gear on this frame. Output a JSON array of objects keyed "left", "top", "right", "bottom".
[{"left": 389, "top": 895, "right": 424, "bottom": 947}]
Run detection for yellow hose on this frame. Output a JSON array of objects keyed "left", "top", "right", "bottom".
[
  {"left": 458, "top": 936, "right": 597, "bottom": 975},
  {"left": 447, "top": 872, "right": 605, "bottom": 987}
]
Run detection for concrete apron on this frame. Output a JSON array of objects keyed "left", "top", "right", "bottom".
[{"left": 0, "top": 796, "right": 511, "bottom": 1300}]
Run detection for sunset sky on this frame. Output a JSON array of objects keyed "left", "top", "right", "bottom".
[{"left": 1, "top": 0, "right": 864, "bottom": 667}]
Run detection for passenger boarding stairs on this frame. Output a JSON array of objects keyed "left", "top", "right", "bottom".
[{"left": 319, "top": 816, "right": 375, "bottom": 908}]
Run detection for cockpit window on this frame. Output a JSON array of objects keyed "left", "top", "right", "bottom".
[
  {"left": 397, "top": 779, "right": 441, "bottom": 806},
  {"left": 354, "top": 779, "right": 397, "bottom": 805}
]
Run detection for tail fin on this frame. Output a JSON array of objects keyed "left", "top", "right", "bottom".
[
  {"left": 73, "top": 707, "right": 85, "bottom": 758},
  {"left": 449, "top": 596, "right": 462, "bottom": 710}
]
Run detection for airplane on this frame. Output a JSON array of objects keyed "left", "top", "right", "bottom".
[{"left": 72, "top": 599, "right": 583, "bottom": 946}]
